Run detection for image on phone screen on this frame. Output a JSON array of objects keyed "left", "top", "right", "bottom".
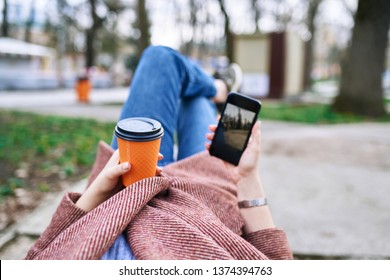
[
  {"left": 210, "top": 93, "right": 261, "bottom": 166},
  {"left": 221, "top": 103, "right": 256, "bottom": 150}
]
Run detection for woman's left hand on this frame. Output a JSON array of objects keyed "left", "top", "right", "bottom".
[{"left": 205, "top": 121, "right": 261, "bottom": 184}]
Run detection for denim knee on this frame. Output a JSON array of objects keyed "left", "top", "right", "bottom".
[{"left": 141, "top": 45, "right": 177, "bottom": 64}]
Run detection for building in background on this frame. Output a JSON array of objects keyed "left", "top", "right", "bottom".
[
  {"left": 0, "top": 37, "right": 58, "bottom": 90},
  {"left": 0, "top": 37, "right": 115, "bottom": 90},
  {"left": 233, "top": 31, "right": 305, "bottom": 99}
]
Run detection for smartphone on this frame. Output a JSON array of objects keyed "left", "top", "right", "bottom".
[{"left": 209, "top": 92, "right": 261, "bottom": 166}]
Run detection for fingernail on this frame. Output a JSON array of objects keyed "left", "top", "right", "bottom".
[{"left": 122, "top": 162, "right": 130, "bottom": 170}]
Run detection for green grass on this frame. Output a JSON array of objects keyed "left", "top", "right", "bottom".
[
  {"left": 260, "top": 103, "right": 390, "bottom": 124},
  {"left": 0, "top": 111, "right": 116, "bottom": 199}
]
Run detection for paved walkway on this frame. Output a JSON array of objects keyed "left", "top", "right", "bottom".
[{"left": 1, "top": 88, "right": 389, "bottom": 259}]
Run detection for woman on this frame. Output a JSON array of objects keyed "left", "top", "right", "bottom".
[{"left": 25, "top": 46, "right": 292, "bottom": 260}]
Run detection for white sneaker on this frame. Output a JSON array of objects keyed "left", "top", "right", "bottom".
[
  {"left": 224, "top": 63, "right": 243, "bottom": 92},
  {"left": 213, "top": 63, "right": 243, "bottom": 93}
]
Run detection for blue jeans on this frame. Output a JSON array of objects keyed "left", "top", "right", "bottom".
[
  {"left": 102, "top": 46, "right": 218, "bottom": 260},
  {"left": 111, "top": 46, "right": 217, "bottom": 165}
]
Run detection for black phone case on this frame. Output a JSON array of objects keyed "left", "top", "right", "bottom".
[{"left": 209, "top": 92, "right": 261, "bottom": 165}]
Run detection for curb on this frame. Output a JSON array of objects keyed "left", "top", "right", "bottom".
[{"left": 0, "top": 179, "right": 86, "bottom": 251}]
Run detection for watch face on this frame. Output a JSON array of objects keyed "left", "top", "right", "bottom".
[{"left": 238, "top": 198, "right": 268, "bottom": 208}]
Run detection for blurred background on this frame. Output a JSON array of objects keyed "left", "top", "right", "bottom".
[
  {"left": 0, "top": 0, "right": 390, "bottom": 260},
  {"left": 0, "top": 0, "right": 388, "bottom": 114}
]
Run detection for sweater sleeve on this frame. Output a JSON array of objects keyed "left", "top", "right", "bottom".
[
  {"left": 243, "top": 228, "right": 293, "bottom": 260},
  {"left": 24, "top": 192, "right": 87, "bottom": 259}
]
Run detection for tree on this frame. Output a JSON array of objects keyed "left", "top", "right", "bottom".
[
  {"left": 126, "top": 0, "right": 151, "bottom": 68},
  {"left": 180, "top": 0, "right": 214, "bottom": 57},
  {"left": 84, "top": 0, "right": 126, "bottom": 69},
  {"left": 135, "top": 0, "right": 151, "bottom": 58},
  {"left": 251, "top": 0, "right": 261, "bottom": 32},
  {"left": 24, "top": 0, "right": 36, "bottom": 43},
  {"left": 217, "top": 0, "right": 233, "bottom": 62},
  {"left": 303, "top": 0, "right": 322, "bottom": 91},
  {"left": 182, "top": 0, "right": 200, "bottom": 56},
  {"left": 1, "top": 0, "right": 9, "bottom": 37},
  {"left": 85, "top": 0, "right": 104, "bottom": 69},
  {"left": 333, "top": 0, "right": 390, "bottom": 117}
]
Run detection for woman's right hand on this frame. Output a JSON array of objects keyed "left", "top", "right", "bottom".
[
  {"left": 76, "top": 150, "right": 164, "bottom": 212},
  {"left": 206, "top": 121, "right": 274, "bottom": 233}
]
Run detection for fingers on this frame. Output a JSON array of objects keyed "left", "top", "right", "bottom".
[
  {"left": 104, "top": 161, "right": 131, "bottom": 181},
  {"left": 156, "top": 153, "right": 164, "bottom": 175},
  {"left": 205, "top": 132, "right": 214, "bottom": 141},
  {"left": 108, "top": 150, "right": 164, "bottom": 179},
  {"left": 208, "top": 124, "right": 217, "bottom": 132},
  {"left": 245, "top": 121, "right": 261, "bottom": 152},
  {"left": 155, "top": 166, "right": 163, "bottom": 176},
  {"left": 206, "top": 124, "right": 217, "bottom": 151},
  {"left": 251, "top": 121, "right": 261, "bottom": 145}
]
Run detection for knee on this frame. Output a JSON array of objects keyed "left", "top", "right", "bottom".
[
  {"left": 142, "top": 46, "right": 175, "bottom": 59},
  {"left": 141, "top": 46, "right": 176, "bottom": 64}
]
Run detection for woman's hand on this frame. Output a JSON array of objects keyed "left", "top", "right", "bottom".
[
  {"left": 205, "top": 121, "right": 261, "bottom": 184},
  {"left": 206, "top": 121, "right": 275, "bottom": 232},
  {"left": 76, "top": 150, "right": 164, "bottom": 212}
]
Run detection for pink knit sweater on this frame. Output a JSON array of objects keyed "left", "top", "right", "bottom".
[{"left": 25, "top": 142, "right": 293, "bottom": 260}]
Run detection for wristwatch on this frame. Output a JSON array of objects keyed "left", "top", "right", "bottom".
[{"left": 238, "top": 197, "right": 268, "bottom": 209}]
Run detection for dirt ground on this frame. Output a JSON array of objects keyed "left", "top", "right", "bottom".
[
  {"left": 0, "top": 167, "right": 89, "bottom": 232},
  {"left": 262, "top": 135, "right": 390, "bottom": 171}
]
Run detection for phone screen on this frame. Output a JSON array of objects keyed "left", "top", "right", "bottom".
[
  {"left": 209, "top": 93, "right": 261, "bottom": 166},
  {"left": 221, "top": 103, "right": 257, "bottom": 151}
]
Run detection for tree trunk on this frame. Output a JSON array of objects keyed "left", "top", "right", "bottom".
[
  {"left": 303, "top": 0, "right": 322, "bottom": 91},
  {"left": 137, "top": 0, "right": 151, "bottom": 57},
  {"left": 2, "top": 0, "right": 9, "bottom": 37},
  {"left": 85, "top": 29, "right": 95, "bottom": 70},
  {"left": 251, "top": 0, "right": 260, "bottom": 31},
  {"left": 333, "top": 0, "right": 390, "bottom": 117},
  {"left": 218, "top": 0, "right": 234, "bottom": 62},
  {"left": 85, "top": 0, "right": 102, "bottom": 69},
  {"left": 24, "top": 0, "right": 35, "bottom": 43},
  {"left": 185, "top": 0, "right": 198, "bottom": 56}
]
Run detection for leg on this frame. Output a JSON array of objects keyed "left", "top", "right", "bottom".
[
  {"left": 177, "top": 97, "right": 217, "bottom": 160},
  {"left": 111, "top": 46, "right": 216, "bottom": 165}
]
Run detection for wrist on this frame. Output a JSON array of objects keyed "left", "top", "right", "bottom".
[
  {"left": 236, "top": 172, "right": 265, "bottom": 201},
  {"left": 76, "top": 187, "right": 109, "bottom": 212}
]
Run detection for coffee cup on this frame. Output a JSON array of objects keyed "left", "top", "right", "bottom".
[{"left": 115, "top": 117, "right": 164, "bottom": 186}]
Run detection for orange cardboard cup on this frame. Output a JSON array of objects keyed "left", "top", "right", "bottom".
[{"left": 115, "top": 118, "right": 164, "bottom": 187}]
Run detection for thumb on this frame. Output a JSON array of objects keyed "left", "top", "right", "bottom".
[{"left": 104, "top": 162, "right": 131, "bottom": 181}]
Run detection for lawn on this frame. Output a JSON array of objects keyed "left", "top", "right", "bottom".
[
  {"left": 260, "top": 103, "right": 390, "bottom": 124},
  {"left": 0, "top": 110, "right": 116, "bottom": 199}
]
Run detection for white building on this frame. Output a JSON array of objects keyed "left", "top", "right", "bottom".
[{"left": 0, "top": 37, "right": 59, "bottom": 90}]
